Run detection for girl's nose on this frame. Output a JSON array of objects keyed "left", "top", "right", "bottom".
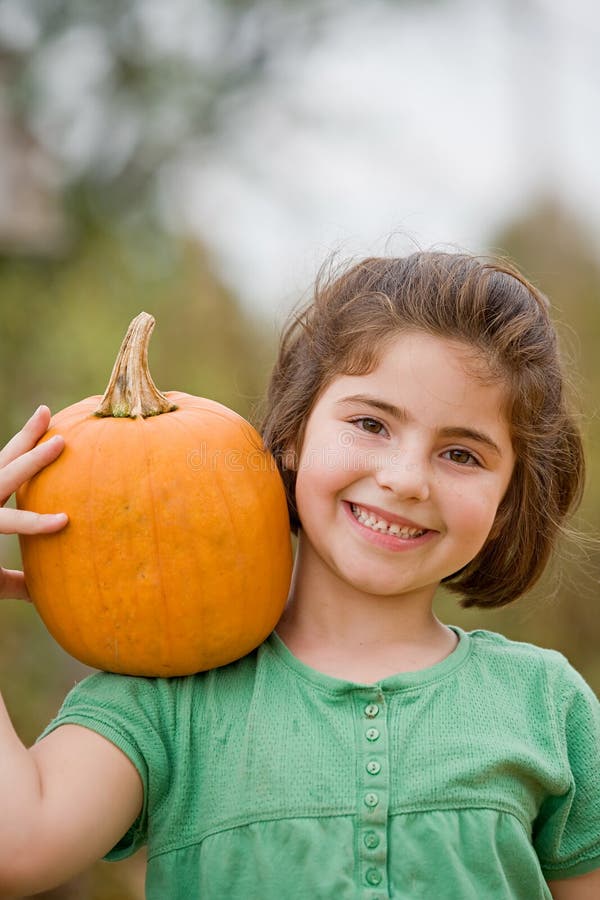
[{"left": 374, "top": 450, "right": 431, "bottom": 502}]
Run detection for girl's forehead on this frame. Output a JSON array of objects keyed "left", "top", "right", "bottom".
[
  {"left": 319, "top": 332, "right": 511, "bottom": 428},
  {"left": 333, "top": 332, "right": 499, "bottom": 394}
]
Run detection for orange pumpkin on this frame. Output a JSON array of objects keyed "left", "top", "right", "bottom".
[{"left": 16, "top": 313, "right": 292, "bottom": 676}]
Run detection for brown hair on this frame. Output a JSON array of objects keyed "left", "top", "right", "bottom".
[{"left": 259, "top": 252, "right": 585, "bottom": 608}]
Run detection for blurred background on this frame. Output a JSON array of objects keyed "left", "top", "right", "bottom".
[{"left": 1, "top": 0, "right": 599, "bottom": 896}]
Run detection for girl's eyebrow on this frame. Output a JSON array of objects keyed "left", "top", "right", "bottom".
[{"left": 335, "top": 393, "right": 504, "bottom": 457}]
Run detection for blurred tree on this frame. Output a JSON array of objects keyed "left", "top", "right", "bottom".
[
  {"left": 3, "top": 0, "right": 328, "bottom": 231},
  {"left": 0, "top": 0, "right": 443, "bottom": 249},
  {"left": 0, "top": 225, "right": 274, "bottom": 441}
]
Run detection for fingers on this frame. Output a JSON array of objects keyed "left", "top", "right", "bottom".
[
  {"left": 0, "top": 568, "right": 30, "bottom": 601},
  {"left": 0, "top": 506, "right": 68, "bottom": 536},
  {"left": 0, "top": 406, "right": 53, "bottom": 470},
  {"left": 0, "top": 434, "right": 65, "bottom": 507},
  {"left": 0, "top": 408, "right": 67, "bottom": 601}
]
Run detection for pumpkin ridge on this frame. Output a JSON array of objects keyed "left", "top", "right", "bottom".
[
  {"left": 38, "top": 422, "right": 94, "bottom": 663},
  {"left": 167, "top": 409, "right": 211, "bottom": 668},
  {"left": 213, "top": 458, "right": 244, "bottom": 649},
  {"left": 170, "top": 395, "right": 253, "bottom": 429},
  {"left": 140, "top": 418, "right": 174, "bottom": 673},
  {"left": 47, "top": 406, "right": 96, "bottom": 441},
  {"left": 170, "top": 412, "right": 213, "bottom": 655},
  {"left": 64, "top": 414, "right": 114, "bottom": 668},
  {"left": 248, "top": 461, "right": 284, "bottom": 615},
  {"left": 85, "top": 421, "right": 108, "bottom": 668}
]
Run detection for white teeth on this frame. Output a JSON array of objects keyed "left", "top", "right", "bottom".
[{"left": 350, "top": 504, "right": 426, "bottom": 539}]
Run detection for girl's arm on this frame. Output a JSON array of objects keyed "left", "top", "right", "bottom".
[
  {"left": 0, "top": 407, "right": 143, "bottom": 894},
  {"left": 548, "top": 870, "right": 600, "bottom": 899},
  {"left": 0, "top": 699, "right": 142, "bottom": 895}
]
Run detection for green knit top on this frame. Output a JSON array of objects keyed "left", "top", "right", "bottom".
[{"left": 40, "top": 626, "right": 600, "bottom": 899}]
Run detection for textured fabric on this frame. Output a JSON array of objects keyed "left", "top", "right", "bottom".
[{"left": 40, "top": 626, "right": 600, "bottom": 899}]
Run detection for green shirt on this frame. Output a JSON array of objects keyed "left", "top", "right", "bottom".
[{"left": 41, "top": 626, "right": 600, "bottom": 899}]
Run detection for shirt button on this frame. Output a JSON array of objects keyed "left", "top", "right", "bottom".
[
  {"left": 365, "top": 727, "right": 380, "bottom": 741},
  {"left": 364, "top": 830, "right": 380, "bottom": 849},
  {"left": 366, "top": 867, "right": 383, "bottom": 886},
  {"left": 364, "top": 792, "right": 379, "bottom": 807},
  {"left": 366, "top": 760, "right": 381, "bottom": 775},
  {"left": 364, "top": 703, "right": 380, "bottom": 718}
]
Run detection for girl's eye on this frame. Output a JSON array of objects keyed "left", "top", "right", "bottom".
[
  {"left": 444, "top": 448, "right": 480, "bottom": 467},
  {"left": 350, "top": 416, "right": 386, "bottom": 435}
]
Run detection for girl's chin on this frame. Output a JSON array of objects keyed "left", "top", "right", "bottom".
[{"left": 331, "top": 562, "right": 438, "bottom": 602}]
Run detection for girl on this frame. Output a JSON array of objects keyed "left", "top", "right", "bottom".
[{"left": 1, "top": 252, "right": 599, "bottom": 899}]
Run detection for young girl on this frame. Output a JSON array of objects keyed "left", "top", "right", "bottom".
[{"left": 1, "top": 251, "right": 599, "bottom": 899}]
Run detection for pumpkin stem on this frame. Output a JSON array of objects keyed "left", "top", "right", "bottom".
[{"left": 94, "top": 312, "right": 178, "bottom": 418}]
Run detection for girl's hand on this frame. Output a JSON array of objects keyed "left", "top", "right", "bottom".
[{"left": 0, "top": 406, "right": 68, "bottom": 601}]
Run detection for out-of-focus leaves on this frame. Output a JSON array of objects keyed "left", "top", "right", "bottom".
[
  {"left": 0, "top": 224, "right": 274, "bottom": 442},
  {"left": 0, "top": 0, "right": 357, "bottom": 228},
  {"left": 0, "top": 0, "right": 446, "bottom": 236}
]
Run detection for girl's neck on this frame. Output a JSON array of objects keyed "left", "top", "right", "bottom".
[
  {"left": 276, "top": 606, "right": 457, "bottom": 682},
  {"left": 276, "top": 538, "right": 458, "bottom": 682}
]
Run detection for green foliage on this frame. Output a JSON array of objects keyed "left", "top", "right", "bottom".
[{"left": 0, "top": 224, "right": 273, "bottom": 442}]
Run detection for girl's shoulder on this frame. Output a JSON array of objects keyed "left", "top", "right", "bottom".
[
  {"left": 461, "top": 626, "right": 597, "bottom": 709},
  {"left": 465, "top": 626, "right": 574, "bottom": 665},
  {"left": 465, "top": 626, "right": 567, "bottom": 662},
  {"left": 42, "top": 637, "right": 275, "bottom": 732}
]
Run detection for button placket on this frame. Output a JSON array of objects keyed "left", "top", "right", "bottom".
[{"left": 355, "top": 690, "right": 389, "bottom": 897}]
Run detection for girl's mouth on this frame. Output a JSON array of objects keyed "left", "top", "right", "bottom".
[{"left": 349, "top": 503, "right": 427, "bottom": 539}]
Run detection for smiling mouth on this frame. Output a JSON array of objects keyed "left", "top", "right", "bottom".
[{"left": 350, "top": 503, "right": 427, "bottom": 539}]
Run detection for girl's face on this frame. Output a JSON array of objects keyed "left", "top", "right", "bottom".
[{"left": 292, "top": 331, "right": 515, "bottom": 605}]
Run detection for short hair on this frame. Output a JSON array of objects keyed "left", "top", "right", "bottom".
[{"left": 259, "top": 252, "right": 585, "bottom": 608}]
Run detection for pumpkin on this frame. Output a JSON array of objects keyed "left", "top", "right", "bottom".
[{"left": 16, "top": 313, "right": 293, "bottom": 676}]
